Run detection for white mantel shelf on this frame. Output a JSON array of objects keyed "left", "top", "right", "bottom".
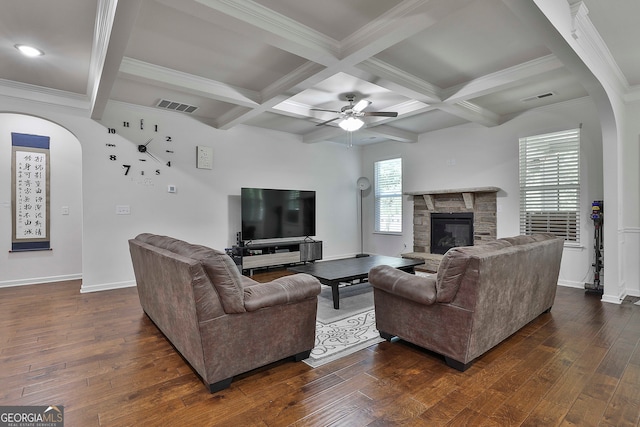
[{"left": 404, "top": 186, "right": 501, "bottom": 196}]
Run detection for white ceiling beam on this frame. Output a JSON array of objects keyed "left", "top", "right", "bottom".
[
  {"left": 353, "top": 58, "right": 442, "bottom": 103},
  {"left": 303, "top": 123, "right": 418, "bottom": 145},
  {"left": 90, "top": 0, "right": 144, "bottom": 120},
  {"left": 119, "top": 58, "right": 261, "bottom": 108},
  {"left": 178, "top": 0, "right": 341, "bottom": 66},
  {"left": 443, "top": 55, "right": 565, "bottom": 103},
  {"left": 436, "top": 101, "right": 501, "bottom": 127},
  {"left": 339, "top": 0, "right": 452, "bottom": 63},
  {"left": 358, "top": 125, "right": 418, "bottom": 143},
  {"left": 302, "top": 126, "right": 345, "bottom": 144}
]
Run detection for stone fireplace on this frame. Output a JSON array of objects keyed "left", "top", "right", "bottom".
[{"left": 403, "top": 187, "right": 500, "bottom": 272}]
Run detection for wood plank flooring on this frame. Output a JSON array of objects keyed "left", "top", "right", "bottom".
[{"left": 1, "top": 273, "right": 640, "bottom": 426}]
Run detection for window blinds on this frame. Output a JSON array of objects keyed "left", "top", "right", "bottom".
[
  {"left": 519, "top": 129, "right": 580, "bottom": 242},
  {"left": 374, "top": 158, "right": 402, "bottom": 233}
]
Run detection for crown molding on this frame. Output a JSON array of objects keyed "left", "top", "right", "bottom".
[
  {"left": 0, "top": 79, "right": 90, "bottom": 114},
  {"left": 569, "top": 1, "right": 628, "bottom": 97},
  {"left": 624, "top": 85, "right": 640, "bottom": 103}
]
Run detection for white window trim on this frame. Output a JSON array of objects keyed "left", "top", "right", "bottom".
[
  {"left": 374, "top": 157, "right": 403, "bottom": 234},
  {"left": 519, "top": 128, "right": 581, "bottom": 243}
]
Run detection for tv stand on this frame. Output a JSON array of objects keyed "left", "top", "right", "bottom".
[{"left": 232, "top": 240, "right": 322, "bottom": 275}]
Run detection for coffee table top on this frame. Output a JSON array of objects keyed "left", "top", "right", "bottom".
[{"left": 287, "top": 255, "right": 424, "bottom": 283}]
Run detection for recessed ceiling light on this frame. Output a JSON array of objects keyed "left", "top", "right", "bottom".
[{"left": 15, "top": 44, "right": 44, "bottom": 57}]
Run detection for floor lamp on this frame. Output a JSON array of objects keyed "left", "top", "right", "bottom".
[{"left": 356, "top": 177, "right": 370, "bottom": 258}]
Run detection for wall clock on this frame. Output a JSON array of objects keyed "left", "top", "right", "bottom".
[{"left": 105, "top": 118, "right": 174, "bottom": 181}]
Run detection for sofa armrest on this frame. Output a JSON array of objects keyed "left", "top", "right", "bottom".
[
  {"left": 369, "top": 265, "right": 437, "bottom": 305},
  {"left": 243, "top": 273, "right": 321, "bottom": 311}
]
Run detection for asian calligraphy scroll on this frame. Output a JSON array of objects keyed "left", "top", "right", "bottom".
[{"left": 11, "top": 133, "right": 51, "bottom": 252}]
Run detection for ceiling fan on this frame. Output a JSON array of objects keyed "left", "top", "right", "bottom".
[{"left": 312, "top": 94, "right": 398, "bottom": 131}]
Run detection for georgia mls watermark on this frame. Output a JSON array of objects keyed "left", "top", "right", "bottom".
[{"left": 0, "top": 406, "right": 63, "bottom": 427}]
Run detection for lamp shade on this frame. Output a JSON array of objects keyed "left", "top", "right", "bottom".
[
  {"left": 339, "top": 117, "right": 364, "bottom": 132},
  {"left": 357, "top": 177, "right": 370, "bottom": 190}
]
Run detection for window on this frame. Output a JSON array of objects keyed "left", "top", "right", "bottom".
[
  {"left": 374, "top": 158, "right": 402, "bottom": 233},
  {"left": 519, "top": 129, "right": 580, "bottom": 242}
]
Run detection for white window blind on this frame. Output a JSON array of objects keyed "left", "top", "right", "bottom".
[
  {"left": 375, "top": 158, "right": 402, "bottom": 233},
  {"left": 519, "top": 129, "right": 580, "bottom": 242}
]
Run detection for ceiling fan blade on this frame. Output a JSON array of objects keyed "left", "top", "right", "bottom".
[
  {"left": 363, "top": 111, "right": 398, "bottom": 117},
  {"left": 353, "top": 100, "right": 371, "bottom": 112},
  {"left": 310, "top": 108, "right": 341, "bottom": 113},
  {"left": 315, "top": 116, "right": 341, "bottom": 126}
]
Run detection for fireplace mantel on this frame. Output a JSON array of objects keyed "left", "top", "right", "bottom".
[
  {"left": 404, "top": 187, "right": 500, "bottom": 212},
  {"left": 405, "top": 187, "right": 500, "bottom": 211},
  {"left": 404, "top": 186, "right": 500, "bottom": 196}
]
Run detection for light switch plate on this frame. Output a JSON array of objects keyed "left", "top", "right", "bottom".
[
  {"left": 116, "top": 205, "right": 130, "bottom": 215},
  {"left": 196, "top": 146, "right": 213, "bottom": 169}
]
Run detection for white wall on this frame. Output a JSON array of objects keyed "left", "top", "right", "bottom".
[
  {"left": 0, "top": 113, "right": 83, "bottom": 286},
  {"left": 361, "top": 97, "right": 603, "bottom": 288},
  {"left": 622, "top": 100, "right": 640, "bottom": 297},
  {"left": 0, "top": 99, "right": 362, "bottom": 291}
]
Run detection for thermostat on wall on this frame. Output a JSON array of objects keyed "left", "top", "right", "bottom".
[
  {"left": 196, "top": 145, "right": 213, "bottom": 169},
  {"left": 167, "top": 185, "right": 177, "bottom": 193}
]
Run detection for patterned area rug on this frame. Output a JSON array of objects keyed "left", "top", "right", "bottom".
[{"left": 304, "top": 308, "right": 384, "bottom": 367}]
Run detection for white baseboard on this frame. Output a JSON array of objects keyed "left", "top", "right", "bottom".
[
  {"left": 0, "top": 273, "right": 82, "bottom": 289},
  {"left": 80, "top": 280, "right": 136, "bottom": 293},
  {"left": 558, "top": 279, "right": 584, "bottom": 289}
]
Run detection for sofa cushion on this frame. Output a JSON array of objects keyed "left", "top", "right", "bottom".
[
  {"left": 243, "top": 274, "right": 321, "bottom": 311},
  {"left": 369, "top": 265, "right": 437, "bottom": 305},
  {"left": 135, "top": 233, "right": 246, "bottom": 313},
  {"left": 435, "top": 239, "right": 512, "bottom": 303}
]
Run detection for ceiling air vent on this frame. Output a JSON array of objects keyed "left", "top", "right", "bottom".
[
  {"left": 156, "top": 99, "right": 198, "bottom": 114},
  {"left": 521, "top": 92, "right": 555, "bottom": 102}
]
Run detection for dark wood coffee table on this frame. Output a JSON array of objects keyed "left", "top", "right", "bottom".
[{"left": 288, "top": 255, "right": 424, "bottom": 309}]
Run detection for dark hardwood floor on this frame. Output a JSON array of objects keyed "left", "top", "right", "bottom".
[{"left": 1, "top": 271, "right": 640, "bottom": 426}]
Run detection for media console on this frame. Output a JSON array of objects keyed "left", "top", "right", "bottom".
[{"left": 231, "top": 240, "right": 322, "bottom": 275}]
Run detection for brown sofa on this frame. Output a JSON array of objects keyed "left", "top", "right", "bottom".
[
  {"left": 128, "top": 233, "right": 321, "bottom": 392},
  {"left": 369, "top": 233, "right": 563, "bottom": 371}
]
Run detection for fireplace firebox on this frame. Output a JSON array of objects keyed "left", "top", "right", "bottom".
[{"left": 430, "top": 212, "right": 474, "bottom": 254}]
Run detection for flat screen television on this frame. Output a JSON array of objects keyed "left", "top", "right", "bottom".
[{"left": 241, "top": 188, "right": 316, "bottom": 241}]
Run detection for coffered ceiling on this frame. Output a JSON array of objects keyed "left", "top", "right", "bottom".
[{"left": 1, "top": 0, "right": 638, "bottom": 146}]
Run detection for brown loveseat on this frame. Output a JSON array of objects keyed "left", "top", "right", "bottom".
[
  {"left": 128, "top": 233, "right": 321, "bottom": 392},
  {"left": 369, "top": 233, "right": 563, "bottom": 371}
]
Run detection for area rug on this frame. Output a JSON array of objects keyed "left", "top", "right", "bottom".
[
  {"left": 305, "top": 282, "right": 384, "bottom": 367},
  {"left": 316, "top": 281, "right": 374, "bottom": 323}
]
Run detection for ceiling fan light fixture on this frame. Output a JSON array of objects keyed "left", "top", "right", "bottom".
[{"left": 339, "top": 117, "right": 364, "bottom": 132}]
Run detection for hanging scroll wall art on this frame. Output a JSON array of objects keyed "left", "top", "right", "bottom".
[{"left": 11, "top": 132, "right": 51, "bottom": 252}]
